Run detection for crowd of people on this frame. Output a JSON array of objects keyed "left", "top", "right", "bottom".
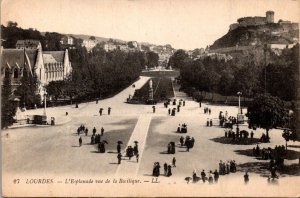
[
  {"left": 223, "top": 127, "right": 256, "bottom": 144},
  {"left": 253, "top": 144, "right": 285, "bottom": 170},
  {"left": 117, "top": 141, "right": 139, "bottom": 164},
  {"left": 189, "top": 160, "right": 237, "bottom": 184}
]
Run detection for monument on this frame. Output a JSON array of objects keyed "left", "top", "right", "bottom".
[{"left": 148, "top": 79, "right": 155, "bottom": 104}]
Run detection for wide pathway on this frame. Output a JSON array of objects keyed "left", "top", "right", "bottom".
[{"left": 115, "top": 114, "right": 152, "bottom": 177}]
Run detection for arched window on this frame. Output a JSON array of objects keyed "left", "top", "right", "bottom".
[{"left": 13, "top": 68, "right": 19, "bottom": 78}]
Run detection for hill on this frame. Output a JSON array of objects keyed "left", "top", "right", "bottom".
[{"left": 210, "top": 23, "right": 299, "bottom": 50}]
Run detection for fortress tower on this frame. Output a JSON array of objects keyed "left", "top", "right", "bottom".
[{"left": 266, "top": 10, "right": 274, "bottom": 23}]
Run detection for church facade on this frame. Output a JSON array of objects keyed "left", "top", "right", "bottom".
[{"left": 1, "top": 40, "right": 72, "bottom": 100}]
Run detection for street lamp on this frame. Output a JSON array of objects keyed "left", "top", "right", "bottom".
[
  {"left": 237, "top": 92, "right": 242, "bottom": 114},
  {"left": 43, "top": 88, "right": 47, "bottom": 116}
]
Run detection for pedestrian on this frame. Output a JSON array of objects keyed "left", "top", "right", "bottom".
[
  {"left": 85, "top": 128, "right": 88, "bottom": 136},
  {"left": 152, "top": 106, "right": 155, "bottom": 113},
  {"left": 108, "top": 107, "right": 111, "bottom": 115},
  {"left": 177, "top": 124, "right": 181, "bottom": 133},
  {"left": 79, "top": 136, "right": 82, "bottom": 147},
  {"left": 172, "top": 157, "right": 176, "bottom": 167},
  {"left": 183, "top": 100, "right": 185, "bottom": 106},
  {"left": 136, "top": 153, "right": 139, "bottom": 163},
  {"left": 210, "top": 119, "right": 213, "bottom": 127},
  {"left": 164, "top": 162, "right": 168, "bottom": 176},
  {"left": 208, "top": 170, "right": 214, "bottom": 184},
  {"left": 207, "top": 118, "right": 209, "bottom": 127},
  {"left": 101, "top": 127, "right": 104, "bottom": 136},
  {"left": 201, "top": 170, "right": 206, "bottom": 183},
  {"left": 117, "top": 144, "right": 121, "bottom": 153},
  {"left": 117, "top": 153, "right": 122, "bottom": 164},
  {"left": 213, "top": 169, "right": 219, "bottom": 183},
  {"left": 251, "top": 131, "right": 254, "bottom": 139},
  {"left": 66, "top": 112, "right": 68, "bottom": 116},
  {"left": 168, "top": 108, "right": 171, "bottom": 115},
  {"left": 209, "top": 108, "right": 211, "bottom": 115},
  {"left": 177, "top": 105, "right": 180, "bottom": 112},
  {"left": 167, "top": 164, "right": 172, "bottom": 177},
  {"left": 244, "top": 171, "right": 249, "bottom": 184},
  {"left": 199, "top": 102, "right": 201, "bottom": 108},
  {"left": 180, "top": 136, "right": 184, "bottom": 146},
  {"left": 99, "top": 108, "right": 103, "bottom": 116},
  {"left": 93, "top": 127, "right": 96, "bottom": 135}
]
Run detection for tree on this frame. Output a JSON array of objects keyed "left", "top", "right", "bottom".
[
  {"left": 1, "top": 70, "right": 17, "bottom": 129},
  {"left": 146, "top": 51, "right": 159, "bottom": 68},
  {"left": 246, "top": 94, "right": 288, "bottom": 140},
  {"left": 46, "top": 80, "right": 65, "bottom": 102},
  {"left": 168, "top": 49, "right": 189, "bottom": 68},
  {"left": 89, "top": 36, "right": 96, "bottom": 40},
  {"left": 15, "top": 70, "right": 41, "bottom": 109},
  {"left": 282, "top": 129, "right": 297, "bottom": 150}
]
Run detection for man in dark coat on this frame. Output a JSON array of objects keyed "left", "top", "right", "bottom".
[
  {"left": 93, "top": 127, "right": 96, "bottom": 136},
  {"left": 79, "top": 137, "right": 82, "bottom": 147},
  {"left": 164, "top": 162, "right": 168, "bottom": 176},
  {"left": 117, "top": 144, "right": 121, "bottom": 153},
  {"left": 167, "top": 164, "right": 172, "bottom": 177},
  {"left": 180, "top": 136, "right": 184, "bottom": 146},
  {"left": 108, "top": 107, "right": 111, "bottom": 115},
  {"left": 101, "top": 127, "right": 104, "bottom": 136},
  {"left": 201, "top": 170, "right": 206, "bottom": 183},
  {"left": 213, "top": 169, "right": 219, "bottom": 183},
  {"left": 117, "top": 153, "right": 122, "bottom": 164},
  {"left": 99, "top": 108, "right": 103, "bottom": 116}
]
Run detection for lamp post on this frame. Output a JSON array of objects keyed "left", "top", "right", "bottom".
[
  {"left": 237, "top": 92, "right": 242, "bottom": 114},
  {"left": 43, "top": 89, "right": 47, "bottom": 116}
]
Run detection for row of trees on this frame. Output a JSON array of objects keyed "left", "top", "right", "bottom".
[
  {"left": 46, "top": 45, "right": 146, "bottom": 103},
  {"left": 169, "top": 45, "right": 299, "bottom": 102}
]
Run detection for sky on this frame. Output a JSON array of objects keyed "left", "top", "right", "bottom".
[{"left": 1, "top": 0, "right": 299, "bottom": 50}]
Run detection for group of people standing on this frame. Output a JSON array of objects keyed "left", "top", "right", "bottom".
[
  {"left": 219, "top": 160, "right": 237, "bottom": 175},
  {"left": 91, "top": 127, "right": 105, "bottom": 145},
  {"left": 165, "top": 99, "right": 186, "bottom": 116},
  {"left": 177, "top": 123, "right": 188, "bottom": 133},
  {"left": 192, "top": 169, "right": 219, "bottom": 184},
  {"left": 153, "top": 158, "right": 176, "bottom": 177},
  {"left": 117, "top": 141, "right": 139, "bottom": 164},
  {"left": 204, "top": 107, "right": 211, "bottom": 115},
  {"left": 179, "top": 136, "right": 195, "bottom": 152}
]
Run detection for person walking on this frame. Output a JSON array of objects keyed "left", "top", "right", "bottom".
[
  {"left": 172, "top": 157, "right": 176, "bottom": 167},
  {"left": 108, "top": 107, "right": 111, "bottom": 115},
  {"left": 92, "top": 127, "right": 96, "bottom": 136},
  {"left": 152, "top": 106, "right": 156, "bottom": 113},
  {"left": 180, "top": 136, "right": 184, "bottom": 146},
  {"left": 136, "top": 153, "right": 139, "bottom": 163},
  {"left": 99, "top": 108, "right": 103, "bottom": 116},
  {"left": 168, "top": 108, "right": 171, "bottom": 115},
  {"left": 213, "top": 169, "right": 219, "bottom": 183},
  {"left": 117, "top": 153, "right": 122, "bottom": 164},
  {"left": 244, "top": 171, "right": 249, "bottom": 184},
  {"left": 201, "top": 170, "right": 206, "bottom": 183},
  {"left": 79, "top": 136, "right": 82, "bottom": 147},
  {"left": 101, "top": 127, "right": 104, "bottom": 136},
  {"left": 85, "top": 128, "right": 88, "bottom": 136},
  {"left": 164, "top": 162, "right": 168, "bottom": 176}
]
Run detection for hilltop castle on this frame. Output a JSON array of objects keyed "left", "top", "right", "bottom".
[{"left": 229, "top": 11, "right": 299, "bottom": 31}]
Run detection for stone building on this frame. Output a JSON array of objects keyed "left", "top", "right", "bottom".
[{"left": 1, "top": 40, "right": 72, "bottom": 100}]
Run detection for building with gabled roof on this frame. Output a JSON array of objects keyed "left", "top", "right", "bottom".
[{"left": 1, "top": 40, "right": 72, "bottom": 101}]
